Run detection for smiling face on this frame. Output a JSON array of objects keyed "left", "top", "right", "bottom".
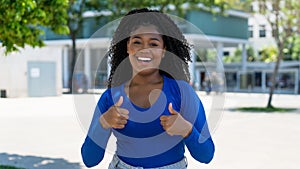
[{"left": 127, "top": 25, "right": 165, "bottom": 76}]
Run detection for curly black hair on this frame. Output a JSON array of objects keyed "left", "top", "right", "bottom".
[{"left": 107, "top": 8, "right": 191, "bottom": 88}]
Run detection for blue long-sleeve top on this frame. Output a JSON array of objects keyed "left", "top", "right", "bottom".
[{"left": 81, "top": 75, "right": 215, "bottom": 168}]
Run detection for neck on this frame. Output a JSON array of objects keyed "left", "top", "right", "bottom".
[{"left": 129, "top": 70, "right": 163, "bottom": 86}]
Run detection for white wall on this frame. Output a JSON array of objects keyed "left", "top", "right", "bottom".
[
  {"left": 248, "top": 13, "right": 276, "bottom": 57},
  {"left": 0, "top": 45, "right": 63, "bottom": 97}
]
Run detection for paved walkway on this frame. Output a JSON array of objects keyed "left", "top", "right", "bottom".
[{"left": 0, "top": 92, "right": 299, "bottom": 169}]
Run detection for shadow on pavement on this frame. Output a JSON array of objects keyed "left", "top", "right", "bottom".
[
  {"left": 0, "top": 153, "right": 82, "bottom": 169},
  {"left": 227, "top": 108, "right": 300, "bottom": 113}
]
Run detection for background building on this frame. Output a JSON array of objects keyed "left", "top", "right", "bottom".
[
  {"left": 235, "top": 1, "right": 300, "bottom": 94},
  {"left": 0, "top": 45, "right": 63, "bottom": 97},
  {"left": 1, "top": 8, "right": 299, "bottom": 97}
]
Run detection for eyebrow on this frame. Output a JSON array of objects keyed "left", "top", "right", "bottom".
[{"left": 131, "top": 35, "right": 161, "bottom": 42}]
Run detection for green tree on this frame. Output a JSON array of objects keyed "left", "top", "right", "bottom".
[
  {"left": 259, "top": 46, "right": 278, "bottom": 62},
  {"left": 225, "top": 0, "right": 252, "bottom": 11},
  {"left": 285, "top": 35, "right": 300, "bottom": 60},
  {"left": 291, "top": 35, "right": 300, "bottom": 60},
  {"left": 0, "top": 0, "right": 69, "bottom": 54},
  {"left": 247, "top": 46, "right": 256, "bottom": 62},
  {"left": 251, "top": 0, "right": 300, "bottom": 108},
  {"left": 86, "top": 0, "right": 229, "bottom": 19},
  {"left": 223, "top": 46, "right": 257, "bottom": 63}
]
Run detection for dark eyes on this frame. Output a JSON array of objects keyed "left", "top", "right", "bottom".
[
  {"left": 132, "top": 41, "right": 159, "bottom": 47},
  {"left": 133, "top": 41, "right": 141, "bottom": 44},
  {"left": 150, "top": 43, "right": 159, "bottom": 47}
]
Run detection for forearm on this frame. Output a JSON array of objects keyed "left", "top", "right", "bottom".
[
  {"left": 81, "top": 136, "right": 106, "bottom": 167},
  {"left": 184, "top": 127, "right": 215, "bottom": 164}
]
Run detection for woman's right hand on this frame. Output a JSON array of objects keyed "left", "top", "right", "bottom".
[{"left": 99, "top": 96, "right": 129, "bottom": 129}]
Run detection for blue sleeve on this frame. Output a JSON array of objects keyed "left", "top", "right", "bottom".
[
  {"left": 81, "top": 90, "right": 112, "bottom": 167},
  {"left": 179, "top": 83, "right": 215, "bottom": 164}
]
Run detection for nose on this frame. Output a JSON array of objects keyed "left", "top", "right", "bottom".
[{"left": 139, "top": 44, "right": 151, "bottom": 53}]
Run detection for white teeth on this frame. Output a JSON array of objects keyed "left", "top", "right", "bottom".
[{"left": 137, "top": 57, "right": 152, "bottom": 62}]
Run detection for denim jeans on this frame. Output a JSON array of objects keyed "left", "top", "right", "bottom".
[{"left": 108, "top": 154, "right": 187, "bottom": 169}]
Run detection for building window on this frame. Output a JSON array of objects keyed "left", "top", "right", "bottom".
[
  {"left": 254, "top": 72, "right": 262, "bottom": 87},
  {"left": 259, "top": 25, "right": 266, "bottom": 37},
  {"left": 223, "top": 51, "right": 230, "bottom": 56},
  {"left": 225, "top": 72, "right": 237, "bottom": 90},
  {"left": 248, "top": 25, "right": 253, "bottom": 38}
]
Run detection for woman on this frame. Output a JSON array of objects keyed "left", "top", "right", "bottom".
[{"left": 81, "top": 8, "right": 214, "bottom": 169}]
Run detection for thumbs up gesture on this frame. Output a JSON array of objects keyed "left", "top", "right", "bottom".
[
  {"left": 160, "top": 103, "right": 192, "bottom": 138},
  {"left": 99, "top": 96, "right": 129, "bottom": 129}
]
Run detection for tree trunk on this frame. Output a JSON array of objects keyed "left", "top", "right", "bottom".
[
  {"left": 267, "top": 45, "right": 283, "bottom": 108},
  {"left": 68, "top": 32, "right": 77, "bottom": 93},
  {"left": 266, "top": 0, "right": 281, "bottom": 108}
]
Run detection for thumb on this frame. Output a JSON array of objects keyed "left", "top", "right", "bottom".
[
  {"left": 168, "top": 103, "right": 178, "bottom": 115},
  {"left": 115, "top": 96, "right": 123, "bottom": 107}
]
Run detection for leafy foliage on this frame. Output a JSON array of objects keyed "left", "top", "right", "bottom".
[
  {"left": 223, "top": 46, "right": 256, "bottom": 63},
  {"left": 259, "top": 46, "right": 278, "bottom": 62},
  {"left": 85, "top": 0, "right": 229, "bottom": 19},
  {"left": 291, "top": 35, "right": 300, "bottom": 60},
  {"left": 285, "top": 35, "right": 300, "bottom": 60},
  {"left": 0, "top": 165, "right": 26, "bottom": 169},
  {"left": 0, "top": 0, "right": 69, "bottom": 54}
]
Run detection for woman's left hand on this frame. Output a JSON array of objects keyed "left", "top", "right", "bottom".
[{"left": 160, "top": 103, "right": 192, "bottom": 138}]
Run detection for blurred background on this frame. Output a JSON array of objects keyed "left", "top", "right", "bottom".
[
  {"left": 1, "top": 0, "right": 299, "bottom": 100},
  {"left": 0, "top": 0, "right": 300, "bottom": 169}
]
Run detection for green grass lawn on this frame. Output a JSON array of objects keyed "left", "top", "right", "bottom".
[
  {"left": 0, "top": 165, "right": 26, "bottom": 169},
  {"left": 236, "top": 107, "right": 297, "bottom": 112}
]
